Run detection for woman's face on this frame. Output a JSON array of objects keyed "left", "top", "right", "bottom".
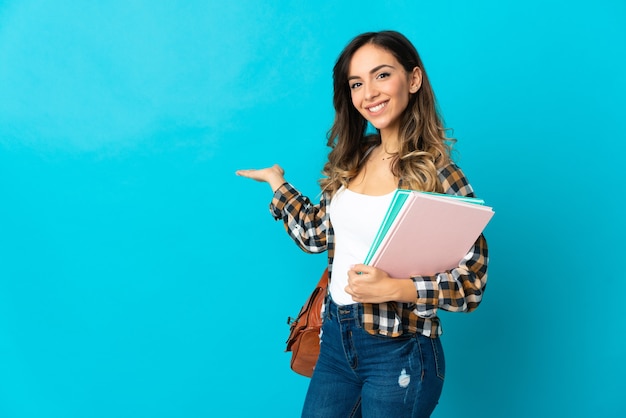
[{"left": 348, "top": 44, "right": 421, "bottom": 138}]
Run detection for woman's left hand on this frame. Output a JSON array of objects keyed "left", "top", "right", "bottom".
[{"left": 345, "top": 264, "right": 416, "bottom": 304}]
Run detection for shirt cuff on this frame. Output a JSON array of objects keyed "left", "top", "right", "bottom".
[
  {"left": 412, "top": 274, "right": 439, "bottom": 318},
  {"left": 269, "top": 182, "right": 298, "bottom": 220}
]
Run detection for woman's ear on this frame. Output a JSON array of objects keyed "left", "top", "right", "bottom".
[{"left": 409, "top": 67, "right": 422, "bottom": 93}]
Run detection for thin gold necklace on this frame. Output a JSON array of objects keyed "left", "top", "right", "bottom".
[{"left": 380, "top": 145, "right": 397, "bottom": 160}]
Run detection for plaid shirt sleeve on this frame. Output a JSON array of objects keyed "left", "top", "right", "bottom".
[
  {"left": 268, "top": 182, "right": 330, "bottom": 254},
  {"left": 410, "top": 163, "right": 489, "bottom": 318}
]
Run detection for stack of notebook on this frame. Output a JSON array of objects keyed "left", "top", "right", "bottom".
[{"left": 364, "top": 190, "right": 495, "bottom": 277}]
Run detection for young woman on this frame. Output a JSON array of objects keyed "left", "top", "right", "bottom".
[{"left": 236, "top": 30, "right": 488, "bottom": 418}]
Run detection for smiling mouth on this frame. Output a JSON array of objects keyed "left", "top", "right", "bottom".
[{"left": 367, "top": 102, "right": 387, "bottom": 113}]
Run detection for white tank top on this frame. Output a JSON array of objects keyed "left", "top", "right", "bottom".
[{"left": 327, "top": 187, "right": 395, "bottom": 306}]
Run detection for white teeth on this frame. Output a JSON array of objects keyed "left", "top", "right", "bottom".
[{"left": 369, "top": 102, "right": 386, "bottom": 112}]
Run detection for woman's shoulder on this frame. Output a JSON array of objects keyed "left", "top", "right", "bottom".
[
  {"left": 437, "top": 160, "right": 463, "bottom": 177},
  {"left": 437, "top": 161, "right": 475, "bottom": 197}
]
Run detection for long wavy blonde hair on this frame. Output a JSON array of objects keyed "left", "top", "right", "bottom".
[{"left": 319, "top": 31, "right": 455, "bottom": 197}]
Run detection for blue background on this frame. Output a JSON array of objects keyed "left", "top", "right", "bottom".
[{"left": 1, "top": 0, "right": 624, "bottom": 417}]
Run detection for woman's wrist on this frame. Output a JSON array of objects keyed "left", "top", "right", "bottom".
[
  {"left": 269, "top": 176, "right": 286, "bottom": 192},
  {"left": 392, "top": 277, "right": 419, "bottom": 304}
]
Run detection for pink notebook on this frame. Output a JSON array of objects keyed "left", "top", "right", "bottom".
[{"left": 366, "top": 190, "right": 494, "bottom": 278}]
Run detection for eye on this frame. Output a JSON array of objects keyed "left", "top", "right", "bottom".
[
  {"left": 376, "top": 72, "right": 391, "bottom": 80},
  {"left": 349, "top": 81, "right": 362, "bottom": 90}
]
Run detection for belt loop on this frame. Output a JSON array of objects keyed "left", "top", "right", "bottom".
[{"left": 327, "top": 296, "right": 336, "bottom": 320}]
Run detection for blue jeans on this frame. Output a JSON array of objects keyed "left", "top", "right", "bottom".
[{"left": 301, "top": 299, "right": 445, "bottom": 418}]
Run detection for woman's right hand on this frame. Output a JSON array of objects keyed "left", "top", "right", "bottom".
[{"left": 235, "top": 164, "right": 286, "bottom": 191}]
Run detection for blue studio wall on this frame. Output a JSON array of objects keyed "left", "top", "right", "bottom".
[{"left": 1, "top": 1, "right": 624, "bottom": 417}]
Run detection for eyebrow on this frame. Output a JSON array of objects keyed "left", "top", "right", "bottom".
[{"left": 347, "top": 64, "right": 396, "bottom": 81}]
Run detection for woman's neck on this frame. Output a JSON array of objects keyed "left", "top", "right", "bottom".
[
  {"left": 379, "top": 133, "right": 400, "bottom": 155},
  {"left": 379, "top": 123, "right": 401, "bottom": 150}
]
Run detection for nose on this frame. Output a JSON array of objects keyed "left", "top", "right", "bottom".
[{"left": 364, "top": 83, "right": 379, "bottom": 101}]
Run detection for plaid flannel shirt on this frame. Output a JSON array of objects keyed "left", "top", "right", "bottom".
[{"left": 269, "top": 162, "right": 489, "bottom": 338}]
